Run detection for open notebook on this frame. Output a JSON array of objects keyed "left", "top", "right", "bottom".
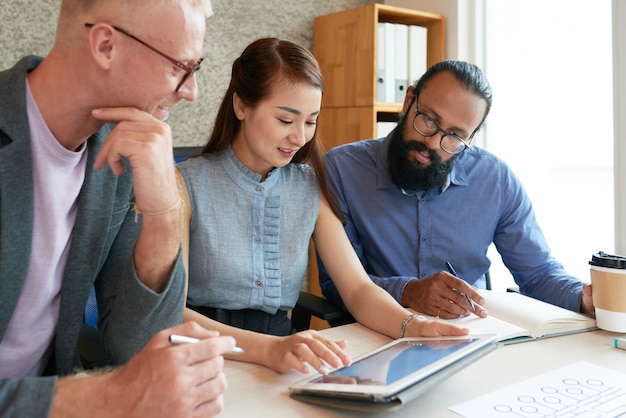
[{"left": 426, "top": 290, "right": 597, "bottom": 344}]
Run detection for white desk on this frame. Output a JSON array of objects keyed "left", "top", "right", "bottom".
[{"left": 221, "top": 323, "right": 626, "bottom": 417}]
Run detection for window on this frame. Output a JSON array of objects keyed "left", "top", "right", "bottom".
[{"left": 484, "top": 0, "right": 614, "bottom": 289}]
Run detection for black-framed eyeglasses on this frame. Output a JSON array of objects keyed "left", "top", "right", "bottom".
[
  {"left": 85, "top": 23, "right": 203, "bottom": 92},
  {"left": 412, "top": 107, "right": 472, "bottom": 155}
]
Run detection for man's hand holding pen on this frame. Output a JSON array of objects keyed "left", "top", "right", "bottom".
[{"left": 401, "top": 265, "right": 489, "bottom": 319}]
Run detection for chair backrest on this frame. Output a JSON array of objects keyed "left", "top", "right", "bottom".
[
  {"left": 485, "top": 270, "right": 492, "bottom": 290},
  {"left": 84, "top": 286, "right": 98, "bottom": 328},
  {"left": 173, "top": 146, "right": 203, "bottom": 163}
]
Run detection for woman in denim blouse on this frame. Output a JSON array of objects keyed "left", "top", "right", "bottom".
[{"left": 177, "top": 38, "right": 468, "bottom": 375}]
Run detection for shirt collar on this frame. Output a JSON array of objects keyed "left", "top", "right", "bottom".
[
  {"left": 221, "top": 146, "right": 281, "bottom": 189},
  {"left": 448, "top": 152, "right": 469, "bottom": 188}
]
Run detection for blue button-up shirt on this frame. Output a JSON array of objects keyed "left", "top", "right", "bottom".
[{"left": 318, "top": 135, "right": 584, "bottom": 312}]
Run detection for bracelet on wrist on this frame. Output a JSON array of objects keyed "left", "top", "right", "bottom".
[
  {"left": 125, "top": 196, "right": 182, "bottom": 222},
  {"left": 399, "top": 313, "right": 425, "bottom": 339}
]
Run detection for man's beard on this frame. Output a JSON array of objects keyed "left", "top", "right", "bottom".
[{"left": 387, "top": 116, "right": 456, "bottom": 192}]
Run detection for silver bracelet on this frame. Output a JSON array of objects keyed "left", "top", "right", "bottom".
[{"left": 399, "top": 313, "right": 423, "bottom": 339}]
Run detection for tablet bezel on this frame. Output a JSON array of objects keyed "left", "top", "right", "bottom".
[{"left": 289, "top": 334, "right": 498, "bottom": 402}]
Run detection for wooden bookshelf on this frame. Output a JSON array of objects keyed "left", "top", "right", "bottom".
[{"left": 313, "top": 3, "right": 445, "bottom": 149}]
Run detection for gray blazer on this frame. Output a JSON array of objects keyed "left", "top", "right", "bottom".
[{"left": 0, "top": 56, "right": 186, "bottom": 417}]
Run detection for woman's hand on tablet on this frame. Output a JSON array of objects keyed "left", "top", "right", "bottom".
[
  {"left": 405, "top": 317, "right": 470, "bottom": 338},
  {"left": 262, "top": 330, "right": 351, "bottom": 374}
]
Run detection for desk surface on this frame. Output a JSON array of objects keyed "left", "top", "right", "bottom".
[{"left": 221, "top": 323, "right": 625, "bottom": 417}]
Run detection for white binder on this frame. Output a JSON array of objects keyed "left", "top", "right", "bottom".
[
  {"left": 408, "top": 25, "right": 428, "bottom": 86},
  {"left": 376, "top": 22, "right": 386, "bottom": 103},
  {"left": 382, "top": 22, "right": 396, "bottom": 103},
  {"left": 394, "top": 23, "right": 409, "bottom": 103}
]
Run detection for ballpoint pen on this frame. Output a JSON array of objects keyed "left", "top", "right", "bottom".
[
  {"left": 169, "top": 334, "right": 245, "bottom": 354},
  {"left": 445, "top": 261, "right": 476, "bottom": 311}
]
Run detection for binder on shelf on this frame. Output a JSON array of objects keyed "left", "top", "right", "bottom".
[
  {"left": 394, "top": 23, "right": 409, "bottom": 103},
  {"left": 382, "top": 22, "right": 396, "bottom": 103},
  {"left": 408, "top": 25, "right": 428, "bottom": 86},
  {"left": 376, "top": 22, "right": 386, "bottom": 103}
]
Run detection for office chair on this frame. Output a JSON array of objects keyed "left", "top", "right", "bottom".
[
  {"left": 173, "top": 146, "right": 203, "bottom": 163},
  {"left": 292, "top": 270, "right": 493, "bottom": 332},
  {"left": 77, "top": 287, "right": 116, "bottom": 369},
  {"left": 291, "top": 292, "right": 355, "bottom": 331}
]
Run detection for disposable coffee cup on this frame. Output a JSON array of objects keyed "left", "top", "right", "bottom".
[{"left": 589, "top": 251, "right": 626, "bottom": 332}]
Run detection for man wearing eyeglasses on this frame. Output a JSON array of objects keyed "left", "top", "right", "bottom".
[
  {"left": 0, "top": 1, "right": 233, "bottom": 417},
  {"left": 318, "top": 60, "right": 594, "bottom": 321}
]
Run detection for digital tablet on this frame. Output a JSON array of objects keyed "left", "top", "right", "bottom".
[{"left": 289, "top": 334, "right": 498, "bottom": 405}]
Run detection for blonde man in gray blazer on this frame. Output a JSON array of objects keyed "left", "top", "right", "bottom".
[{"left": 0, "top": 0, "right": 234, "bottom": 417}]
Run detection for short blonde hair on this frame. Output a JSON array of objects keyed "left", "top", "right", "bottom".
[{"left": 56, "top": 0, "right": 208, "bottom": 43}]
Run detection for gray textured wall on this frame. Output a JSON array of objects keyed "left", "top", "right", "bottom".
[{"left": 0, "top": 0, "right": 375, "bottom": 146}]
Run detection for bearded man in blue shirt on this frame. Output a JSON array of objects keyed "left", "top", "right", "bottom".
[{"left": 318, "top": 60, "right": 595, "bottom": 320}]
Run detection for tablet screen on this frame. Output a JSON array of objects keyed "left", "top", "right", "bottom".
[
  {"left": 290, "top": 334, "right": 498, "bottom": 404},
  {"left": 310, "top": 337, "right": 476, "bottom": 386}
]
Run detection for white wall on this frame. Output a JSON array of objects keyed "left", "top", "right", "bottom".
[
  {"left": 484, "top": 0, "right": 613, "bottom": 287},
  {"left": 614, "top": 0, "right": 626, "bottom": 254}
]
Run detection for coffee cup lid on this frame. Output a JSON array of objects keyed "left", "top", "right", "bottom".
[{"left": 589, "top": 251, "right": 626, "bottom": 269}]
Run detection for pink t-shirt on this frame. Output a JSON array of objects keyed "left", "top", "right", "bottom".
[{"left": 0, "top": 80, "right": 88, "bottom": 377}]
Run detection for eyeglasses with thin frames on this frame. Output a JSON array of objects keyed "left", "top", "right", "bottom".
[
  {"left": 84, "top": 23, "right": 203, "bottom": 92},
  {"left": 409, "top": 91, "right": 474, "bottom": 155}
]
